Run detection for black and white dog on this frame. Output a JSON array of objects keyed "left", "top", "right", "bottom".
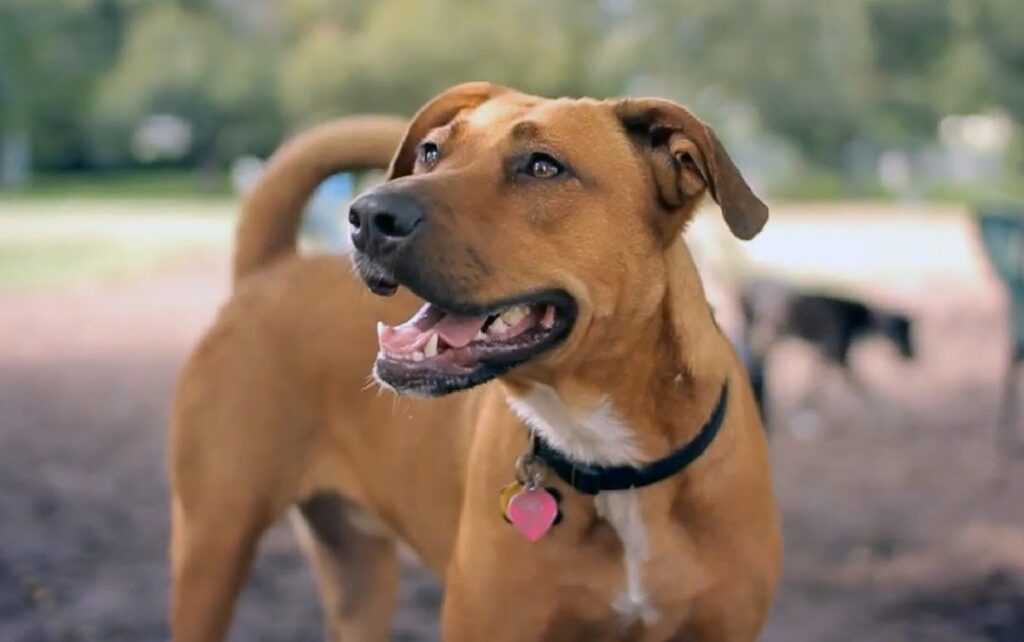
[{"left": 739, "top": 279, "right": 915, "bottom": 425}]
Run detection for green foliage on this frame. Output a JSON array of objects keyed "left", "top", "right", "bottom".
[
  {"left": 977, "top": 0, "right": 1024, "bottom": 126},
  {"left": 278, "top": 0, "right": 618, "bottom": 123},
  {"left": 5, "top": 169, "right": 231, "bottom": 199},
  {"left": 0, "top": 0, "right": 126, "bottom": 169},
  {"left": 2, "top": 0, "right": 1023, "bottom": 178},
  {"left": 867, "top": 0, "right": 956, "bottom": 146},
  {"left": 92, "top": 3, "right": 281, "bottom": 165}
]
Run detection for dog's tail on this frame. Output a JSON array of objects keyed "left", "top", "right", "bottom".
[{"left": 232, "top": 115, "right": 407, "bottom": 282}]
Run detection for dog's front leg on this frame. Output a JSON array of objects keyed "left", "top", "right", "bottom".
[{"left": 169, "top": 495, "right": 269, "bottom": 642}]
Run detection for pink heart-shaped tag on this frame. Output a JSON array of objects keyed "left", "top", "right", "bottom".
[{"left": 506, "top": 486, "right": 558, "bottom": 541}]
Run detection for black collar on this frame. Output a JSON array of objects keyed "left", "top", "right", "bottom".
[{"left": 532, "top": 382, "right": 729, "bottom": 495}]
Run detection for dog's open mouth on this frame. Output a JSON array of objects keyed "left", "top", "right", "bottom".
[{"left": 374, "top": 292, "right": 575, "bottom": 395}]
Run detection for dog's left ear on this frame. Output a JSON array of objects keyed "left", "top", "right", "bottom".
[
  {"left": 388, "top": 81, "right": 510, "bottom": 180},
  {"left": 612, "top": 98, "right": 768, "bottom": 240}
]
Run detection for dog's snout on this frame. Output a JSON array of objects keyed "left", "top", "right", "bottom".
[{"left": 349, "top": 191, "right": 424, "bottom": 252}]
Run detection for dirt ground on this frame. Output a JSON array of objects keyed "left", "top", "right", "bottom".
[{"left": 2, "top": 244, "right": 1023, "bottom": 641}]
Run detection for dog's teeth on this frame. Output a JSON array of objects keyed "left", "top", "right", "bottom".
[
  {"left": 424, "top": 333, "right": 439, "bottom": 358},
  {"left": 540, "top": 305, "right": 556, "bottom": 329},
  {"left": 412, "top": 351, "right": 424, "bottom": 362},
  {"left": 489, "top": 318, "right": 509, "bottom": 335},
  {"left": 501, "top": 305, "right": 527, "bottom": 327},
  {"left": 474, "top": 331, "right": 487, "bottom": 341}
]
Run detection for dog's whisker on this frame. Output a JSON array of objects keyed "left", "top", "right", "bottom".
[{"left": 361, "top": 374, "right": 379, "bottom": 392}]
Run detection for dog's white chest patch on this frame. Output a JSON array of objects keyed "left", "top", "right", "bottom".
[
  {"left": 595, "top": 491, "right": 658, "bottom": 625},
  {"left": 505, "top": 385, "right": 657, "bottom": 626},
  {"left": 505, "top": 383, "right": 643, "bottom": 466}
]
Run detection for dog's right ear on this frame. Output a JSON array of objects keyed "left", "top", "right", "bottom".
[{"left": 388, "top": 82, "right": 509, "bottom": 179}]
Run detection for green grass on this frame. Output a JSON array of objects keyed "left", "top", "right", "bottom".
[
  {"left": 771, "top": 170, "right": 1024, "bottom": 205},
  {"left": 0, "top": 239, "right": 179, "bottom": 288},
  {"left": 920, "top": 180, "right": 1024, "bottom": 205},
  {"left": 772, "top": 172, "right": 890, "bottom": 201},
  {"left": 0, "top": 169, "right": 232, "bottom": 200},
  {"left": 0, "top": 201, "right": 234, "bottom": 289}
]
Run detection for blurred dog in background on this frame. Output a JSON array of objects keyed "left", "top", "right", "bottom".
[{"left": 740, "top": 279, "right": 916, "bottom": 427}]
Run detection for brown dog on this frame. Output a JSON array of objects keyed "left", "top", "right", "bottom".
[{"left": 170, "top": 83, "right": 781, "bottom": 641}]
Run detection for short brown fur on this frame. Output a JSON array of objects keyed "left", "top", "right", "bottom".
[{"left": 170, "top": 83, "right": 781, "bottom": 641}]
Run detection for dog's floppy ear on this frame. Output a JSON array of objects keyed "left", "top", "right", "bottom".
[
  {"left": 612, "top": 98, "right": 768, "bottom": 240},
  {"left": 388, "top": 81, "right": 510, "bottom": 180}
]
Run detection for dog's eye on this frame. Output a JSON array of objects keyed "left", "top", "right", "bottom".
[
  {"left": 418, "top": 141, "right": 440, "bottom": 168},
  {"left": 525, "top": 153, "right": 563, "bottom": 179}
]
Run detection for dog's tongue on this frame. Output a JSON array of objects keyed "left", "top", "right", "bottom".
[
  {"left": 432, "top": 314, "right": 487, "bottom": 348},
  {"left": 377, "top": 304, "right": 487, "bottom": 353}
]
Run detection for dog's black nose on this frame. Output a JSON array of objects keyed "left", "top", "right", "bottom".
[{"left": 349, "top": 191, "right": 424, "bottom": 252}]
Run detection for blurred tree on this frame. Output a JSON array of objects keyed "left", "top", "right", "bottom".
[
  {"left": 277, "top": 0, "right": 613, "bottom": 127},
  {"left": 273, "top": 0, "right": 375, "bottom": 38},
  {"left": 92, "top": 3, "right": 281, "bottom": 167},
  {"left": 977, "top": 0, "right": 1024, "bottom": 128},
  {"left": 632, "top": 0, "right": 876, "bottom": 168},
  {"left": 0, "top": 0, "right": 126, "bottom": 173},
  {"left": 866, "top": 0, "right": 957, "bottom": 148},
  {"left": 1, "top": 0, "right": 1020, "bottom": 184}
]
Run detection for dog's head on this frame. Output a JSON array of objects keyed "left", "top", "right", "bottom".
[{"left": 350, "top": 82, "right": 767, "bottom": 396}]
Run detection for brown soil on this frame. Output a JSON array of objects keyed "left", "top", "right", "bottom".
[{"left": 1, "top": 250, "right": 1022, "bottom": 641}]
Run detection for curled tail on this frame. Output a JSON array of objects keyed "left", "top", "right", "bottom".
[{"left": 232, "top": 115, "right": 407, "bottom": 282}]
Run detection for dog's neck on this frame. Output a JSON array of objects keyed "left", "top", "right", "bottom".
[
  {"left": 501, "top": 238, "right": 734, "bottom": 627},
  {"left": 504, "top": 239, "right": 730, "bottom": 466}
]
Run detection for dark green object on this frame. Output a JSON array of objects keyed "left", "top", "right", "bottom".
[{"left": 976, "top": 204, "right": 1024, "bottom": 449}]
